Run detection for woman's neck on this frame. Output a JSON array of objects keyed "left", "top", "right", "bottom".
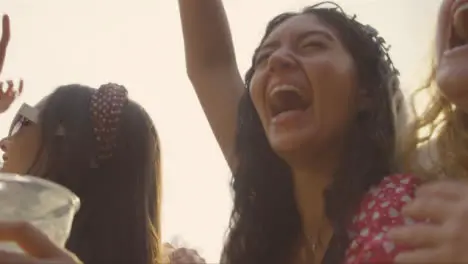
[
  {"left": 292, "top": 166, "right": 331, "bottom": 238},
  {"left": 289, "top": 150, "right": 340, "bottom": 262},
  {"left": 291, "top": 164, "right": 335, "bottom": 264}
]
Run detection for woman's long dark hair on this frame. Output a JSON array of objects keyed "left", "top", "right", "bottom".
[
  {"left": 222, "top": 2, "right": 403, "bottom": 264},
  {"left": 28, "top": 84, "right": 161, "bottom": 264}
]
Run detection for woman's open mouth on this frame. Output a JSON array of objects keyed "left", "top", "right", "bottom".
[{"left": 268, "top": 85, "right": 311, "bottom": 124}]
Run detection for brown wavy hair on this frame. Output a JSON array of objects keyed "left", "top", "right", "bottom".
[
  {"left": 222, "top": 2, "right": 404, "bottom": 264},
  {"left": 402, "top": 59, "right": 468, "bottom": 180}
]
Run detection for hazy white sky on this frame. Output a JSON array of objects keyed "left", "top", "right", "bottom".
[{"left": 2, "top": 0, "right": 441, "bottom": 261}]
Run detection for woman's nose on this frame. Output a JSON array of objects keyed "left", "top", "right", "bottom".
[
  {"left": 267, "top": 49, "right": 297, "bottom": 73},
  {"left": 0, "top": 138, "right": 9, "bottom": 152}
]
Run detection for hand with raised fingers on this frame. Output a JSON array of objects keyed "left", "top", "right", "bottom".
[
  {"left": 0, "top": 221, "right": 82, "bottom": 264},
  {"left": 0, "top": 79, "right": 23, "bottom": 113},
  {"left": 0, "top": 14, "right": 22, "bottom": 114}
]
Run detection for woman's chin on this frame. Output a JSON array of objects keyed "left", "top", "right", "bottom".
[
  {"left": 269, "top": 135, "right": 316, "bottom": 160},
  {"left": 0, "top": 163, "right": 23, "bottom": 175},
  {"left": 0, "top": 164, "right": 11, "bottom": 173}
]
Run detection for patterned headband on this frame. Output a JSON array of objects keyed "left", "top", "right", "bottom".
[{"left": 90, "top": 83, "right": 128, "bottom": 162}]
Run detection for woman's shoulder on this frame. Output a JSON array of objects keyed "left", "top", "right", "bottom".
[
  {"left": 352, "top": 174, "right": 419, "bottom": 230},
  {"left": 362, "top": 174, "right": 420, "bottom": 206},
  {"left": 345, "top": 174, "right": 420, "bottom": 263}
]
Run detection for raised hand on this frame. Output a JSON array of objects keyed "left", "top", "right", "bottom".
[
  {"left": 0, "top": 79, "right": 23, "bottom": 113},
  {"left": 0, "top": 14, "right": 10, "bottom": 75},
  {"left": 0, "top": 14, "right": 23, "bottom": 114},
  {"left": 178, "top": 0, "right": 244, "bottom": 169}
]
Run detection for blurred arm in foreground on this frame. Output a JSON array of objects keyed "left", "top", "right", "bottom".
[{"left": 0, "top": 221, "right": 82, "bottom": 264}]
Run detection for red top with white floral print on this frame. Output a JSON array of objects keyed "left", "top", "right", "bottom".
[{"left": 344, "top": 174, "right": 420, "bottom": 264}]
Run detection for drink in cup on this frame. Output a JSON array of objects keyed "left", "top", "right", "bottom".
[{"left": 0, "top": 173, "right": 80, "bottom": 252}]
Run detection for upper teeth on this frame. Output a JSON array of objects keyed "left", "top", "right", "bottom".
[
  {"left": 454, "top": 2, "right": 468, "bottom": 40},
  {"left": 270, "top": 85, "right": 303, "bottom": 97}
]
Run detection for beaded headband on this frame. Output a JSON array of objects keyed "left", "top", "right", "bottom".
[{"left": 90, "top": 83, "right": 128, "bottom": 162}]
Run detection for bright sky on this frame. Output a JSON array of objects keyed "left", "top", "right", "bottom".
[{"left": 2, "top": 0, "right": 441, "bottom": 262}]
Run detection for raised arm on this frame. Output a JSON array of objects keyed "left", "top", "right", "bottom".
[
  {"left": 0, "top": 14, "right": 23, "bottom": 114},
  {"left": 178, "top": 0, "right": 244, "bottom": 170}
]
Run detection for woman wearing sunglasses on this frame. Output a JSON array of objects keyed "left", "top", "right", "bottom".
[
  {"left": 0, "top": 14, "right": 163, "bottom": 264},
  {"left": 0, "top": 14, "right": 207, "bottom": 264},
  {"left": 0, "top": 83, "right": 162, "bottom": 264},
  {"left": 0, "top": 15, "right": 78, "bottom": 264}
]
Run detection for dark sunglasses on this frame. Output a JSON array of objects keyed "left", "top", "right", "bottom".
[
  {"left": 8, "top": 103, "right": 39, "bottom": 136},
  {"left": 8, "top": 103, "right": 65, "bottom": 137}
]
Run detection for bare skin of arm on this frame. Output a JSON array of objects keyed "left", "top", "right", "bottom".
[
  {"left": 178, "top": 0, "right": 244, "bottom": 170},
  {"left": 0, "top": 15, "right": 23, "bottom": 114}
]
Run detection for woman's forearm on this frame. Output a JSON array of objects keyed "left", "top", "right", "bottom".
[{"left": 178, "top": 0, "right": 244, "bottom": 170}]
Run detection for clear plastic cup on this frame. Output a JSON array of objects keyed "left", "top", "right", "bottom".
[{"left": 0, "top": 173, "right": 80, "bottom": 252}]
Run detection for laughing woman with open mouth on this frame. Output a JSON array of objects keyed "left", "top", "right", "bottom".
[{"left": 177, "top": 1, "right": 428, "bottom": 263}]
